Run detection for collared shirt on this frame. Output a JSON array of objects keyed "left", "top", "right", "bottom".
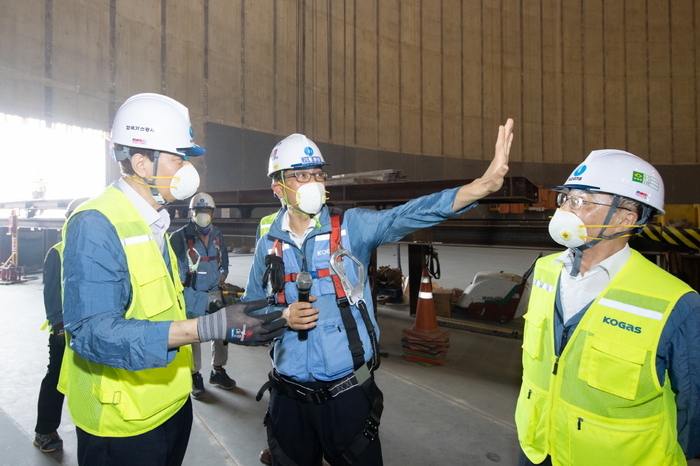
[
  {"left": 280, "top": 209, "right": 316, "bottom": 248},
  {"left": 115, "top": 178, "right": 170, "bottom": 252},
  {"left": 554, "top": 244, "right": 631, "bottom": 323}
]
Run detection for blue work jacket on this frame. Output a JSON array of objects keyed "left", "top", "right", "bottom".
[
  {"left": 170, "top": 220, "right": 228, "bottom": 293},
  {"left": 243, "top": 187, "right": 474, "bottom": 383}
]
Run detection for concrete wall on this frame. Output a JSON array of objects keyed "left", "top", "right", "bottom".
[{"left": 1, "top": 0, "right": 699, "bottom": 201}]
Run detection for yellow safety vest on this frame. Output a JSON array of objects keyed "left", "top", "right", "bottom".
[
  {"left": 58, "top": 186, "right": 193, "bottom": 437},
  {"left": 257, "top": 211, "right": 280, "bottom": 240},
  {"left": 515, "top": 250, "right": 693, "bottom": 466}
]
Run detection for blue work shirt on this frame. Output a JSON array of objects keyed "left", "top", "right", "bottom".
[
  {"left": 43, "top": 245, "right": 63, "bottom": 329},
  {"left": 170, "top": 220, "right": 228, "bottom": 293},
  {"left": 243, "top": 187, "right": 475, "bottom": 382}
]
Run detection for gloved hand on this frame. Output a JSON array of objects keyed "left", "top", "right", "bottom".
[
  {"left": 197, "top": 299, "right": 286, "bottom": 346},
  {"left": 207, "top": 297, "right": 225, "bottom": 314}
]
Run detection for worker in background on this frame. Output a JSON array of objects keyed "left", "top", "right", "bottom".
[
  {"left": 515, "top": 150, "right": 700, "bottom": 465},
  {"left": 59, "top": 93, "right": 285, "bottom": 466},
  {"left": 33, "top": 197, "right": 87, "bottom": 453},
  {"left": 171, "top": 192, "right": 234, "bottom": 399},
  {"left": 246, "top": 120, "right": 514, "bottom": 466}
]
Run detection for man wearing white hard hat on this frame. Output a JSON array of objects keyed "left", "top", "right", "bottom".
[
  {"left": 171, "top": 192, "right": 235, "bottom": 400},
  {"left": 246, "top": 121, "right": 514, "bottom": 466},
  {"left": 515, "top": 150, "right": 700, "bottom": 465},
  {"left": 59, "top": 93, "right": 285, "bottom": 466}
]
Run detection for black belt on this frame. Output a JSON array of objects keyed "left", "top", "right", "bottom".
[{"left": 256, "top": 366, "right": 372, "bottom": 405}]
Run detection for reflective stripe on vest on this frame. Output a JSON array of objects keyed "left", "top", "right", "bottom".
[
  {"left": 58, "top": 186, "right": 192, "bottom": 437},
  {"left": 515, "top": 250, "right": 693, "bottom": 466}
]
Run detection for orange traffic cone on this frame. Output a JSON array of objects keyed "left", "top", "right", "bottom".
[
  {"left": 412, "top": 268, "right": 439, "bottom": 332},
  {"left": 402, "top": 267, "right": 450, "bottom": 365}
]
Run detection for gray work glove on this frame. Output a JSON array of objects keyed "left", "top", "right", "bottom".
[{"left": 197, "top": 299, "right": 286, "bottom": 346}]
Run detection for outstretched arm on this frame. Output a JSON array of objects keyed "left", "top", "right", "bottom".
[{"left": 452, "top": 118, "right": 514, "bottom": 212}]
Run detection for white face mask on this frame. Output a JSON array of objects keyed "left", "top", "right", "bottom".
[
  {"left": 548, "top": 209, "right": 588, "bottom": 248},
  {"left": 294, "top": 182, "right": 326, "bottom": 215},
  {"left": 170, "top": 164, "right": 200, "bottom": 200},
  {"left": 194, "top": 212, "right": 211, "bottom": 228}
]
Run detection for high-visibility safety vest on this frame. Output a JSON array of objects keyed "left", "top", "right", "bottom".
[
  {"left": 257, "top": 211, "right": 280, "bottom": 240},
  {"left": 515, "top": 249, "right": 694, "bottom": 466},
  {"left": 58, "top": 186, "right": 193, "bottom": 437}
]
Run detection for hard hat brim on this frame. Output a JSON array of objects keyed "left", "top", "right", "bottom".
[
  {"left": 179, "top": 144, "right": 206, "bottom": 157},
  {"left": 549, "top": 183, "right": 601, "bottom": 193}
]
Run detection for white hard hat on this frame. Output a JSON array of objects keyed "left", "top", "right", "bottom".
[
  {"left": 551, "top": 149, "right": 665, "bottom": 216},
  {"left": 267, "top": 133, "right": 327, "bottom": 178},
  {"left": 189, "top": 192, "right": 216, "bottom": 210},
  {"left": 109, "top": 93, "right": 205, "bottom": 160}
]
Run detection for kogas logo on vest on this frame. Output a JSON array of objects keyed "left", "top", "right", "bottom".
[
  {"left": 317, "top": 248, "right": 330, "bottom": 257},
  {"left": 602, "top": 316, "right": 642, "bottom": 334}
]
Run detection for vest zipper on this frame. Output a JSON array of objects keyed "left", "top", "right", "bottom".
[
  {"left": 552, "top": 356, "right": 559, "bottom": 375},
  {"left": 577, "top": 417, "right": 583, "bottom": 430}
]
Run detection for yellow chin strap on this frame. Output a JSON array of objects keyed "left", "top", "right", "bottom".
[{"left": 578, "top": 224, "right": 645, "bottom": 241}]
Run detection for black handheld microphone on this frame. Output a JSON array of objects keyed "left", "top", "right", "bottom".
[{"left": 296, "top": 271, "right": 312, "bottom": 341}]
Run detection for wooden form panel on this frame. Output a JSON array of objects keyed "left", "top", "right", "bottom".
[
  {"left": 354, "top": 0, "right": 379, "bottom": 149},
  {"left": 243, "top": 0, "right": 275, "bottom": 132},
  {"left": 274, "top": 0, "right": 300, "bottom": 136},
  {"left": 647, "top": 0, "right": 673, "bottom": 166},
  {"left": 560, "top": 1, "right": 583, "bottom": 164},
  {"left": 305, "top": 0, "right": 331, "bottom": 141},
  {"left": 670, "top": 0, "right": 696, "bottom": 164},
  {"left": 399, "top": 0, "right": 421, "bottom": 154},
  {"left": 3, "top": 0, "right": 700, "bottom": 174},
  {"left": 377, "top": 0, "right": 400, "bottom": 152},
  {"left": 208, "top": 0, "right": 243, "bottom": 125},
  {"left": 462, "top": 0, "right": 483, "bottom": 160},
  {"left": 114, "top": 2, "right": 161, "bottom": 99},
  {"left": 52, "top": 0, "right": 109, "bottom": 99},
  {"left": 582, "top": 0, "right": 605, "bottom": 156},
  {"left": 165, "top": 1, "right": 205, "bottom": 116},
  {"left": 502, "top": 0, "right": 523, "bottom": 162},
  {"left": 521, "top": 0, "right": 543, "bottom": 163},
  {"left": 442, "top": 0, "right": 462, "bottom": 158},
  {"left": 625, "top": 0, "right": 649, "bottom": 159}
]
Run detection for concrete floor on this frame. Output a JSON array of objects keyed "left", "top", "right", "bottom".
[{"left": 2, "top": 244, "right": 696, "bottom": 465}]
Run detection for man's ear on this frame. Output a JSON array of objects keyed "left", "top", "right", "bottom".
[
  {"left": 271, "top": 182, "right": 284, "bottom": 200},
  {"left": 617, "top": 209, "right": 639, "bottom": 231},
  {"left": 130, "top": 153, "right": 150, "bottom": 178}
]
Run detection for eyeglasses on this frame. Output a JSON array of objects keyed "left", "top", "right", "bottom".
[
  {"left": 556, "top": 193, "right": 631, "bottom": 211},
  {"left": 284, "top": 171, "right": 328, "bottom": 183}
]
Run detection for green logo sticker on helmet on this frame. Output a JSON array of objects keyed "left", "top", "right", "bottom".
[{"left": 632, "top": 171, "right": 660, "bottom": 191}]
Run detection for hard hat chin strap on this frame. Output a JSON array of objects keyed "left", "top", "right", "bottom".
[{"left": 146, "top": 151, "right": 167, "bottom": 205}]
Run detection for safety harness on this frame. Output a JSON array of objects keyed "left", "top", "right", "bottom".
[
  {"left": 257, "top": 214, "right": 383, "bottom": 466},
  {"left": 183, "top": 224, "right": 222, "bottom": 290}
]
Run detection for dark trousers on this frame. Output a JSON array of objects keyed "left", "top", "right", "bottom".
[
  {"left": 76, "top": 397, "right": 193, "bottom": 466},
  {"left": 35, "top": 332, "right": 65, "bottom": 435},
  {"left": 517, "top": 448, "right": 552, "bottom": 466},
  {"left": 268, "top": 382, "right": 383, "bottom": 466}
]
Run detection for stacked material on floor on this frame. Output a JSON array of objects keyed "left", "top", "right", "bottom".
[{"left": 401, "top": 268, "right": 450, "bottom": 365}]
